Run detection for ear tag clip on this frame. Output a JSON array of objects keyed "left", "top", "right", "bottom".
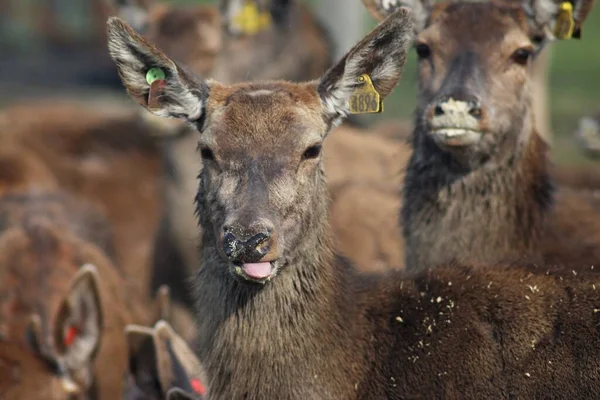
[
  {"left": 190, "top": 378, "right": 206, "bottom": 395},
  {"left": 64, "top": 326, "right": 78, "bottom": 347},
  {"left": 349, "top": 74, "right": 383, "bottom": 114},
  {"left": 146, "top": 67, "right": 166, "bottom": 109},
  {"left": 553, "top": 2, "right": 575, "bottom": 40},
  {"left": 231, "top": 2, "right": 272, "bottom": 35}
]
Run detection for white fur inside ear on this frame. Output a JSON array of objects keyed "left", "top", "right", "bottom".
[{"left": 107, "top": 17, "right": 206, "bottom": 122}]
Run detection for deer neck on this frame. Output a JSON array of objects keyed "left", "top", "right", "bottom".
[
  {"left": 193, "top": 174, "right": 362, "bottom": 398},
  {"left": 402, "top": 122, "right": 554, "bottom": 271}
]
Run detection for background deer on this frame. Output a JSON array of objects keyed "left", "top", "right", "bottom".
[
  {"left": 0, "top": 190, "right": 149, "bottom": 399},
  {"left": 360, "top": 0, "right": 600, "bottom": 271},
  {"left": 109, "top": 8, "right": 600, "bottom": 399}
]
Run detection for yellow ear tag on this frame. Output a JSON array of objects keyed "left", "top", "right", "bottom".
[
  {"left": 349, "top": 74, "right": 383, "bottom": 114},
  {"left": 553, "top": 2, "right": 575, "bottom": 40},
  {"left": 231, "top": 2, "right": 272, "bottom": 35}
]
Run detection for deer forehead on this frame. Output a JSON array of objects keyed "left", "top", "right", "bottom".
[
  {"left": 424, "top": 2, "right": 531, "bottom": 50},
  {"left": 203, "top": 83, "right": 327, "bottom": 151}
]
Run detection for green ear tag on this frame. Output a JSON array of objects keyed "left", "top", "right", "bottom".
[{"left": 146, "top": 67, "right": 166, "bottom": 85}]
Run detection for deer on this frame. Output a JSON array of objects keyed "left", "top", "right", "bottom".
[
  {"left": 359, "top": 0, "right": 600, "bottom": 272},
  {"left": 109, "top": 0, "right": 410, "bottom": 296},
  {"left": 108, "top": 9, "right": 600, "bottom": 399},
  {"left": 123, "top": 320, "right": 206, "bottom": 400},
  {"left": 0, "top": 190, "right": 150, "bottom": 399}
]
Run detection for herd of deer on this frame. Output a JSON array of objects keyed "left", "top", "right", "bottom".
[{"left": 1, "top": 0, "right": 600, "bottom": 398}]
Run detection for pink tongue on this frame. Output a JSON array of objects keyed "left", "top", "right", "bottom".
[{"left": 242, "top": 262, "right": 273, "bottom": 279}]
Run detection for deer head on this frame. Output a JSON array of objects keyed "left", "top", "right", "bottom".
[
  {"left": 107, "top": 8, "right": 413, "bottom": 284},
  {"left": 364, "top": 0, "right": 595, "bottom": 167}
]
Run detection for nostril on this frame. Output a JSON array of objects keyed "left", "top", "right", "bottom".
[
  {"left": 247, "top": 231, "right": 270, "bottom": 249},
  {"left": 222, "top": 231, "right": 238, "bottom": 259},
  {"left": 434, "top": 104, "right": 444, "bottom": 116},
  {"left": 469, "top": 106, "right": 483, "bottom": 119}
]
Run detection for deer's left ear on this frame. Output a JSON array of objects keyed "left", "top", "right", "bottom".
[
  {"left": 107, "top": 17, "right": 209, "bottom": 123},
  {"left": 317, "top": 7, "right": 413, "bottom": 126},
  {"left": 523, "top": 0, "right": 595, "bottom": 40}
]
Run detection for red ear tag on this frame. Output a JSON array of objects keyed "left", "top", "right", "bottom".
[
  {"left": 148, "top": 79, "right": 166, "bottom": 109},
  {"left": 190, "top": 378, "right": 206, "bottom": 395},
  {"left": 64, "top": 326, "right": 79, "bottom": 347}
]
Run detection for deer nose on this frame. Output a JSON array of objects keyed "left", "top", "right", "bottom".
[
  {"left": 221, "top": 225, "right": 274, "bottom": 263},
  {"left": 431, "top": 96, "right": 484, "bottom": 120}
]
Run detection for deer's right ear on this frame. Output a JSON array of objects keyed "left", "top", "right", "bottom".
[
  {"left": 107, "top": 17, "right": 209, "bottom": 123},
  {"left": 317, "top": 7, "right": 413, "bottom": 126},
  {"left": 362, "top": 0, "right": 433, "bottom": 33}
]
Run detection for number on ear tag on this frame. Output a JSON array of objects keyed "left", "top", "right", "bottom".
[
  {"left": 349, "top": 74, "right": 383, "bottom": 114},
  {"left": 554, "top": 2, "right": 575, "bottom": 40},
  {"left": 231, "top": 2, "right": 272, "bottom": 35}
]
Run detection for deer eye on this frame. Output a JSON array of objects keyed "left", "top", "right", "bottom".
[
  {"left": 414, "top": 43, "right": 431, "bottom": 59},
  {"left": 200, "top": 146, "right": 215, "bottom": 161},
  {"left": 511, "top": 47, "right": 534, "bottom": 66},
  {"left": 302, "top": 144, "right": 322, "bottom": 160}
]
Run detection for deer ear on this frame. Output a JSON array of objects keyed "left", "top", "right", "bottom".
[
  {"left": 362, "top": 0, "right": 433, "bottom": 33},
  {"left": 317, "top": 7, "right": 413, "bottom": 126},
  {"left": 107, "top": 17, "right": 209, "bottom": 123},
  {"left": 166, "top": 387, "right": 199, "bottom": 400},
  {"left": 53, "top": 264, "right": 103, "bottom": 372},
  {"left": 522, "top": 0, "right": 595, "bottom": 40},
  {"left": 153, "top": 285, "right": 172, "bottom": 323},
  {"left": 153, "top": 320, "right": 207, "bottom": 398},
  {"left": 124, "top": 325, "right": 163, "bottom": 397}
]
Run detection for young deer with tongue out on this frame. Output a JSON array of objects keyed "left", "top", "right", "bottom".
[{"left": 107, "top": 8, "right": 600, "bottom": 400}]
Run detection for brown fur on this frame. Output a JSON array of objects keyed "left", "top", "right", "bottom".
[
  {"left": 109, "top": 10, "right": 600, "bottom": 398},
  {"left": 398, "top": 1, "right": 600, "bottom": 271},
  {"left": 552, "top": 164, "right": 600, "bottom": 193},
  {"left": 330, "top": 181, "right": 404, "bottom": 272},
  {"left": 0, "top": 101, "right": 163, "bottom": 302},
  {"left": 0, "top": 145, "right": 58, "bottom": 196},
  {"left": 0, "top": 191, "right": 149, "bottom": 399}
]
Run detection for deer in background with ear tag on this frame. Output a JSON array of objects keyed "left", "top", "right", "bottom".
[{"left": 363, "top": 0, "right": 600, "bottom": 272}]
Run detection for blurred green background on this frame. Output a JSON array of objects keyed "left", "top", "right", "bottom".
[{"left": 0, "top": 0, "right": 598, "bottom": 164}]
